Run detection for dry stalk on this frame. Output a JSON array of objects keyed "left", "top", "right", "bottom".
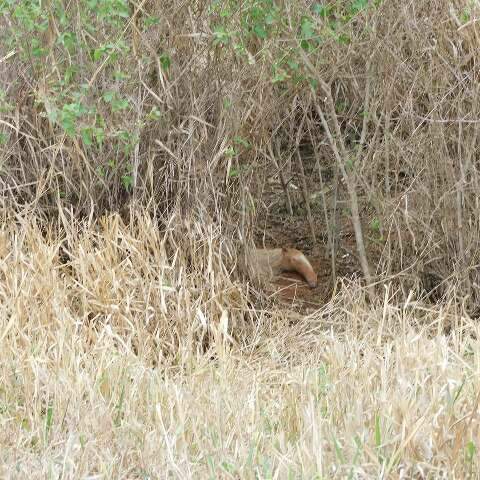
[
  {"left": 267, "top": 140, "right": 293, "bottom": 216},
  {"left": 294, "top": 147, "right": 316, "bottom": 244},
  {"left": 297, "top": 49, "right": 374, "bottom": 299},
  {"left": 307, "top": 119, "right": 337, "bottom": 282}
]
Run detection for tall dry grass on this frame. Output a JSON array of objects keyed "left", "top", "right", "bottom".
[
  {"left": 0, "top": 214, "right": 479, "bottom": 478},
  {"left": 2, "top": 0, "right": 480, "bottom": 477}
]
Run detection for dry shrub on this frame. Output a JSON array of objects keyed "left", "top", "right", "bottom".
[
  {"left": 2, "top": 2, "right": 480, "bottom": 475},
  {"left": 2, "top": 0, "right": 480, "bottom": 302}
]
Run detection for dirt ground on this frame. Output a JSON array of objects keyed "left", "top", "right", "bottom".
[{"left": 254, "top": 149, "right": 370, "bottom": 313}]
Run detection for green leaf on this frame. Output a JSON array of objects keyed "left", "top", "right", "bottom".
[
  {"left": 64, "top": 65, "right": 78, "bottom": 84},
  {"left": 461, "top": 9, "right": 471, "bottom": 24},
  {"left": 143, "top": 15, "right": 160, "bottom": 28},
  {"left": 213, "top": 26, "right": 230, "bottom": 45},
  {"left": 81, "top": 128, "right": 93, "bottom": 146},
  {"left": 58, "top": 31, "right": 76, "bottom": 52},
  {"left": 96, "top": 165, "right": 105, "bottom": 177},
  {"left": 121, "top": 174, "right": 133, "bottom": 191},
  {"left": 233, "top": 136, "right": 250, "bottom": 148},
  {"left": 466, "top": 440, "right": 476, "bottom": 462},
  {"left": 253, "top": 24, "right": 267, "bottom": 39},
  {"left": 300, "top": 16, "right": 315, "bottom": 40},
  {"left": 60, "top": 118, "right": 75, "bottom": 136},
  {"left": 147, "top": 106, "right": 161, "bottom": 120},
  {"left": 0, "top": 132, "right": 9, "bottom": 145},
  {"left": 265, "top": 12, "right": 276, "bottom": 25},
  {"left": 59, "top": 102, "right": 85, "bottom": 137},
  {"left": 94, "top": 127, "right": 105, "bottom": 146},
  {"left": 47, "top": 107, "right": 58, "bottom": 124},
  {"left": 370, "top": 218, "right": 380, "bottom": 232},
  {"left": 112, "top": 98, "right": 129, "bottom": 112},
  {"left": 374, "top": 414, "right": 382, "bottom": 449},
  {"left": 287, "top": 59, "right": 300, "bottom": 71},
  {"left": 113, "top": 70, "right": 128, "bottom": 81},
  {"left": 44, "top": 405, "right": 54, "bottom": 440},
  {"left": 228, "top": 167, "right": 239, "bottom": 178},
  {"left": 159, "top": 54, "right": 171, "bottom": 70},
  {"left": 31, "top": 39, "right": 47, "bottom": 57},
  {"left": 312, "top": 4, "right": 329, "bottom": 17},
  {"left": 300, "top": 39, "right": 311, "bottom": 51},
  {"left": 117, "top": 130, "right": 130, "bottom": 142},
  {"left": 103, "top": 91, "right": 115, "bottom": 103},
  {"left": 225, "top": 146, "right": 236, "bottom": 158},
  {"left": 338, "top": 33, "right": 350, "bottom": 45},
  {"left": 93, "top": 46, "right": 107, "bottom": 61},
  {"left": 351, "top": 0, "right": 369, "bottom": 14},
  {"left": 272, "top": 70, "right": 288, "bottom": 83}
]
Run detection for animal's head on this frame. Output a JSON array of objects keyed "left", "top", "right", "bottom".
[{"left": 281, "top": 247, "right": 318, "bottom": 288}]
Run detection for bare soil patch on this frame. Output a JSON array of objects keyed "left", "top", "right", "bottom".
[{"left": 255, "top": 151, "right": 371, "bottom": 312}]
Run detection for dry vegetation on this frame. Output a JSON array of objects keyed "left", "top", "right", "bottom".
[
  {"left": 1, "top": 0, "right": 480, "bottom": 478},
  {"left": 1, "top": 217, "right": 480, "bottom": 478}
]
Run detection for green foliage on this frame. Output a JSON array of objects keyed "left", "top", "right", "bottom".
[
  {"left": 0, "top": 0, "right": 154, "bottom": 192},
  {"left": 370, "top": 217, "right": 384, "bottom": 242},
  {"left": 370, "top": 218, "right": 380, "bottom": 232},
  {"left": 44, "top": 404, "right": 54, "bottom": 441},
  {"left": 0, "top": 132, "right": 9, "bottom": 145},
  {"left": 0, "top": 0, "right": 380, "bottom": 203},
  {"left": 102, "top": 91, "right": 130, "bottom": 112},
  {"left": 209, "top": 0, "right": 379, "bottom": 87},
  {"left": 59, "top": 101, "right": 88, "bottom": 136},
  {"left": 159, "top": 53, "right": 172, "bottom": 71},
  {"left": 142, "top": 14, "right": 160, "bottom": 29},
  {"left": 86, "top": 0, "right": 130, "bottom": 27},
  {"left": 233, "top": 136, "right": 251, "bottom": 149},
  {"left": 121, "top": 171, "right": 133, "bottom": 191},
  {"left": 459, "top": 2, "right": 477, "bottom": 24},
  {"left": 147, "top": 106, "right": 162, "bottom": 121},
  {"left": 465, "top": 440, "right": 476, "bottom": 474},
  {"left": 225, "top": 145, "right": 236, "bottom": 158}
]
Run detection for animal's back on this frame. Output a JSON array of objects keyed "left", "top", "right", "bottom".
[{"left": 246, "top": 247, "right": 317, "bottom": 288}]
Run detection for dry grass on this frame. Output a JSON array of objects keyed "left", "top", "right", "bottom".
[
  {"left": 1, "top": 213, "right": 479, "bottom": 479},
  {"left": 3, "top": 1, "right": 480, "bottom": 477}
]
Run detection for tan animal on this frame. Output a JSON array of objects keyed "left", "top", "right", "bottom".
[{"left": 248, "top": 247, "right": 317, "bottom": 288}]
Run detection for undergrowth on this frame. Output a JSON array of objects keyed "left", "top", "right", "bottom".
[{"left": 2, "top": 0, "right": 480, "bottom": 477}]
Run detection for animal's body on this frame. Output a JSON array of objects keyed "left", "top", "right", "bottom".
[{"left": 247, "top": 247, "right": 317, "bottom": 288}]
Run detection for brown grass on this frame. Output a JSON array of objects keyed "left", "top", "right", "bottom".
[
  {"left": 2, "top": 0, "right": 480, "bottom": 477},
  {"left": 0, "top": 214, "right": 479, "bottom": 478}
]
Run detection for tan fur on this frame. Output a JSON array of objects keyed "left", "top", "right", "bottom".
[{"left": 247, "top": 247, "right": 317, "bottom": 288}]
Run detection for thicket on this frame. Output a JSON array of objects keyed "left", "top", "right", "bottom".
[
  {"left": 1, "top": 0, "right": 480, "bottom": 305},
  {"left": 4, "top": 2, "right": 480, "bottom": 477}
]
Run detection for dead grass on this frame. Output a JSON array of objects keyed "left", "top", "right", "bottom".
[
  {"left": 1, "top": 213, "right": 479, "bottom": 479},
  {"left": 2, "top": 1, "right": 480, "bottom": 477}
]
